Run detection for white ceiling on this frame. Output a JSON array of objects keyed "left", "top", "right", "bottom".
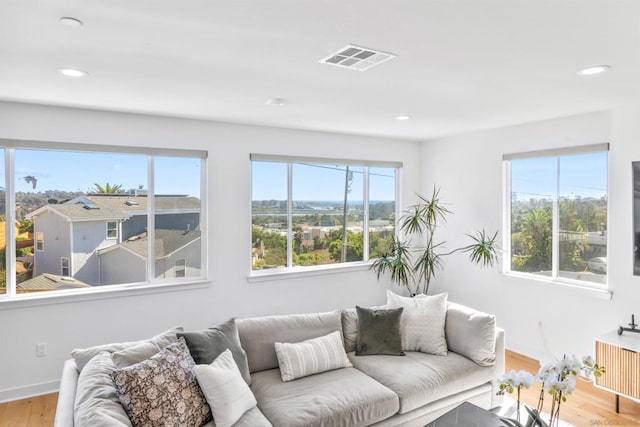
[{"left": 1, "top": 0, "right": 640, "bottom": 141}]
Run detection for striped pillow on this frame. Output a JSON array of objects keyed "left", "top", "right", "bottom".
[{"left": 275, "top": 331, "right": 352, "bottom": 382}]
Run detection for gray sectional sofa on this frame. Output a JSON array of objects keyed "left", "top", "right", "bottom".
[{"left": 54, "top": 302, "right": 504, "bottom": 426}]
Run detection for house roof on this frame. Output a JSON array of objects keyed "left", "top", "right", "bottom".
[
  {"left": 41, "top": 203, "right": 131, "bottom": 221},
  {"left": 27, "top": 195, "right": 200, "bottom": 221},
  {"left": 102, "top": 229, "right": 201, "bottom": 259},
  {"left": 17, "top": 274, "right": 91, "bottom": 292},
  {"left": 80, "top": 195, "right": 201, "bottom": 214}
]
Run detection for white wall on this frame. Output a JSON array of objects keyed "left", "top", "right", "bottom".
[
  {"left": 420, "top": 107, "right": 640, "bottom": 362},
  {"left": 0, "top": 101, "right": 421, "bottom": 401}
]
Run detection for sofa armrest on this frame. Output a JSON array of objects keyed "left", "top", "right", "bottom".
[
  {"left": 490, "top": 327, "right": 505, "bottom": 409},
  {"left": 54, "top": 359, "right": 79, "bottom": 427},
  {"left": 445, "top": 301, "right": 497, "bottom": 366}
]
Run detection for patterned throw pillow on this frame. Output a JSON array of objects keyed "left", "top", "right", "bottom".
[
  {"left": 386, "top": 290, "right": 448, "bottom": 355},
  {"left": 111, "top": 338, "right": 211, "bottom": 427},
  {"left": 275, "top": 330, "right": 353, "bottom": 381}
]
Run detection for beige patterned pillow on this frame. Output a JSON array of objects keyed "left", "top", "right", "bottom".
[
  {"left": 111, "top": 338, "right": 211, "bottom": 426},
  {"left": 275, "top": 330, "right": 352, "bottom": 382},
  {"left": 386, "top": 290, "right": 448, "bottom": 355}
]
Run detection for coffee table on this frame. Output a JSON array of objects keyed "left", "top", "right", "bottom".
[{"left": 425, "top": 401, "right": 504, "bottom": 426}]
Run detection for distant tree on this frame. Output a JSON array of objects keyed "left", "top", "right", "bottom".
[
  {"left": 91, "top": 183, "right": 123, "bottom": 194},
  {"left": 18, "top": 219, "right": 33, "bottom": 234},
  {"left": 293, "top": 227, "right": 303, "bottom": 255}
]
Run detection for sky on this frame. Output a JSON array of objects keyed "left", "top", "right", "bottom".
[
  {"left": 511, "top": 152, "right": 608, "bottom": 201},
  {"left": 251, "top": 161, "right": 396, "bottom": 202},
  {"left": 0, "top": 149, "right": 201, "bottom": 197}
]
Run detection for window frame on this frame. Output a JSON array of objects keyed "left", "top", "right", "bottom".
[
  {"left": 175, "top": 258, "right": 186, "bottom": 278},
  {"left": 35, "top": 231, "right": 44, "bottom": 251},
  {"left": 249, "top": 154, "right": 401, "bottom": 277},
  {"left": 106, "top": 220, "right": 118, "bottom": 240},
  {"left": 61, "top": 257, "right": 70, "bottom": 277},
  {"left": 503, "top": 143, "right": 609, "bottom": 289},
  {"left": 0, "top": 138, "right": 208, "bottom": 303}
]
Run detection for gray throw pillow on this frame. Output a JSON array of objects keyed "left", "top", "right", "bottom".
[
  {"left": 178, "top": 318, "right": 251, "bottom": 385},
  {"left": 355, "top": 306, "right": 405, "bottom": 356}
]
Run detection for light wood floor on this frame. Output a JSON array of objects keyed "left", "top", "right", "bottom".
[
  {"left": 0, "top": 350, "right": 639, "bottom": 426},
  {"left": 506, "top": 350, "right": 640, "bottom": 426}
]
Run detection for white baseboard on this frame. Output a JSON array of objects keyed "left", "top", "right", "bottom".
[{"left": 0, "top": 380, "right": 60, "bottom": 404}]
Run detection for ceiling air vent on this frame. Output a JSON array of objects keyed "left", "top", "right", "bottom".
[{"left": 320, "top": 44, "right": 396, "bottom": 71}]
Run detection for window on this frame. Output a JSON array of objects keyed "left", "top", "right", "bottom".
[
  {"left": 106, "top": 221, "right": 118, "bottom": 239},
  {"left": 35, "top": 232, "right": 44, "bottom": 251},
  {"left": 0, "top": 139, "right": 206, "bottom": 299},
  {"left": 504, "top": 144, "right": 608, "bottom": 286},
  {"left": 251, "top": 154, "right": 399, "bottom": 272},
  {"left": 175, "top": 258, "right": 186, "bottom": 277},
  {"left": 61, "top": 257, "right": 70, "bottom": 276}
]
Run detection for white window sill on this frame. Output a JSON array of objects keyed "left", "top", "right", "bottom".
[
  {"left": 503, "top": 271, "right": 613, "bottom": 300},
  {"left": 248, "top": 262, "right": 373, "bottom": 282},
  {"left": 0, "top": 279, "right": 211, "bottom": 310}
]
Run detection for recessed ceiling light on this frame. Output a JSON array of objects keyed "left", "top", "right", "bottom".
[
  {"left": 57, "top": 67, "right": 88, "bottom": 78},
  {"left": 577, "top": 65, "right": 611, "bottom": 76},
  {"left": 266, "top": 98, "right": 286, "bottom": 106},
  {"left": 59, "top": 17, "right": 83, "bottom": 27},
  {"left": 396, "top": 115, "right": 412, "bottom": 121}
]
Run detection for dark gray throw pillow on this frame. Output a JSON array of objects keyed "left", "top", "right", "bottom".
[
  {"left": 178, "top": 318, "right": 252, "bottom": 385},
  {"left": 355, "top": 306, "right": 405, "bottom": 356}
]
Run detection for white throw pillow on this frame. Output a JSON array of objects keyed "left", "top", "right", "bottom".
[
  {"left": 385, "top": 290, "right": 448, "bottom": 355},
  {"left": 275, "top": 330, "right": 353, "bottom": 382},
  {"left": 193, "top": 349, "right": 257, "bottom": 427}
]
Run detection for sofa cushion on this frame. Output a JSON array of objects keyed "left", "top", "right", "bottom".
[
  {"left": 112, "top": 339, "right": 211, "bottom": 426},
  {"left": 445, "top": 302, "right": 497, "bottom": 366},
  {"left": 250, "top": 367, "right": 399, "bottom": 427},
  {"left": 236, "top": 311, "right": 342, "bottom": 373},
  {"left": 386, "top": 290, "right": 448, "bottom": 355},
  {"left": 341, "top": 305, "right": 387, "bottom": 353},
  {"left": 110, "top": 327, "right": 184, "bottom": 369},
  {"left": 341, "top": 308, "right": 359, "bottom": 353},
  {"left": 348, "top": 350, "right": 495, "bottom": 414},
  {"left": 194, "top": 349, "right": 257, "bottom": 427},
  {"left": 74, "top": 351, "right": 132, "bottom": 427},
  {"left": 275, "top": 330, "right": 352, "bottom": 381},
  {"left": 71, "top": 326, "right": 183, "bottom": 371},
  {"left": 208, "top": 407, "right": 272, "bottom": 427},
  {"left": 178, "top": 318, "right": 251, "bottom": 385},
  {"left": 356, "top": 306, "right": 404, "bottom": 356}
]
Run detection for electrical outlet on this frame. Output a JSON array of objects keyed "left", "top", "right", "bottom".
[{"left": 36, "top": 342, "right": 47, "bottom": 358}]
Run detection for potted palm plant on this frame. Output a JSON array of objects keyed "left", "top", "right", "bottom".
[{"left": 371, "top": 186, "right": 499, "bottom": 295}]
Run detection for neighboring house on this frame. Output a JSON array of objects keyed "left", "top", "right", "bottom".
[
  {"left": 17, "top": 273, "right": 91, "bottom": 293},
  {"left": 98, "top": 229, "right": 201, "bottom": 285},
  {"left": 26, "top": 194, "right": 201, "bottom": 285},
  {"left": 26, "top": 200, "right": 130, "bottom": 284}
]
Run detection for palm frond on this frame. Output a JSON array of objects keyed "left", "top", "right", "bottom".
[{"left": 460, "top": 229, "right": 500, "bottom": 267}]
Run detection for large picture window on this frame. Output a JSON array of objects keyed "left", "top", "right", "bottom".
[
  {"left": 504, "top": 144, "right": 608, "bottom": 286},
  {"left": 0, "top": 139, "right": 206, "bottom": 298},
  {"left": 251, "top": 155, "right": 399, "bottom": 273}
]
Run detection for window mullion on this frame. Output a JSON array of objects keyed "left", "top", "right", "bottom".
[
  {"left": 147, "top": 156, "right": 155, "bottom": 282},
  {"left": 503, "top": 160, "right": 512, "bottom": 274},
  {"left": 287, "top": 163, "right": 293, "bottom": 268},
  {"left": 363, "top": 167, "right": 370, "bottom": 261},
  {"left": 552, "top": 157, "right": 560, "bottom": 279},
  {"left": 5, "top": 148, "right": 16, "bottom": 297}
]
